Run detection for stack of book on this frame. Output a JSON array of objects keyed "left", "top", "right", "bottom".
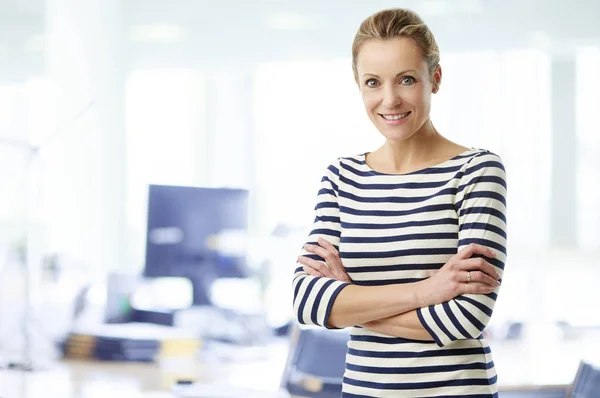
[{"left": 62, "top": 322, "right": 201, "bottom": 363}]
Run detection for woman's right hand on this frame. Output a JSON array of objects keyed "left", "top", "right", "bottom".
[{"left": 419, "top": 243, "right": 501, "bottom": 307}]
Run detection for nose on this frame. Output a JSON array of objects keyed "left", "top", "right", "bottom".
[{"left": 382, "top": 85, "right": 402, "bottom": 109}]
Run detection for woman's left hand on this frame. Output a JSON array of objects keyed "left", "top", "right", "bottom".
[{"left": 298, "top": 237, "right": 352, "bottom": 283}]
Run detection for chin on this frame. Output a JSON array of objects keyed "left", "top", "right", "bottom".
[{"left": 376, "top": 124, "right": 417, "bottom": 141}]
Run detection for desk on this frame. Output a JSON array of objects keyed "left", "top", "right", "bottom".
[
  {"left": 0, "top": 358, "right": 289, "bottom": 398},
  {"left": 0, "top": 358, "right": 572, "bottom": 398},
  {"left": 0, "top": 341, "right": 289, "bottom": 398},
  {"left": 0, "top": 335, "right": 591, "bottom": 398},
  {"left": 0, "top": 360, "right": 177, "bottom": 398}
]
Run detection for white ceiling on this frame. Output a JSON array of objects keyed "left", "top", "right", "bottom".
[{"left": 1, "top": 0, "right": 599, "bottom": 82}]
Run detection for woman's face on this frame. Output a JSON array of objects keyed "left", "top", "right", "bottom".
[{"left": 355, "top": 37, "right": 441, "bottom": 142}]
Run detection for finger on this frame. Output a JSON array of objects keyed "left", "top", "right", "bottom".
[
  {"left": 317, "top": 237, "right": 338, "bottom": 253},
  {"left": 459, "top": 258, "right": 500, "bottom": 279},
  {"left": 305, "top": 243, "right": 350, "bottom": 281},
  {"left": 456, "top": 243, "right": 496, "bottom": 261},
  {"left": 457, "top": 243, "right": 496, "bottom": 260},
  {"left": 462, "top": 283, "right": 497, "bottom": 295},
  {"left": 315, "top": 238, "right": 347, "bottom": 272},
  {"left": 305, "top": 243, "right": 344, "bottom": 274},
  {"left": 299, "top": 255, "right": 349, "bottom": 282},
  {"left": 297, "top": 256, "right": 335, "bottom": 278},
  {"left": 330, "top": 267, "right": 352, "bottom": 283},
  {"left": 469, "top": 270, "right": 499, "bottom": 288},
  {"left": 303, "top": 265, "right": 324, "bottom": 278},
  {"left": 304, "top": 244, "right": 332, "bottom": 261}
]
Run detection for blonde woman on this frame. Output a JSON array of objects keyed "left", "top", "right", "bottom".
[{"left": 294, "top": 8, "right": 507, "bottom": 398}]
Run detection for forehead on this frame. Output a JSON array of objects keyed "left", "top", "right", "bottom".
[{"left": 356, "top": 37, "right": 426, "bottom": 74}]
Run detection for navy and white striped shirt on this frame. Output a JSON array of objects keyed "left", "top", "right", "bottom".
[{"left": 293, "top": 148, "right": 507, "bottom": 397}]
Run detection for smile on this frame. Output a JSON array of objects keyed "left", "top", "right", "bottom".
[{"left": 380, "top": 112, "right": 411, "bottom": 121}]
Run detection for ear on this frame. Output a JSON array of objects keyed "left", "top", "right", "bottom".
[{"left": 432, "top": 64, "right": 442, "bottom": 93}]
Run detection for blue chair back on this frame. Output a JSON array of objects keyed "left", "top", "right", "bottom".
[
  {"left": 281, "top": 325, "right": 349, "bottom": 398},
  {"left": 567, "top": 361, "right": 600, "bottom": 398}
]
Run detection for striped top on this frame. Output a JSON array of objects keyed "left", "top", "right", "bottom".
[{"left": 292, "top": 148, "right": 507, "bottom": 397}]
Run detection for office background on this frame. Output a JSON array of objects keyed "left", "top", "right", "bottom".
[{"left": 0, "top": 0, "right": 599, "bottom": 397}]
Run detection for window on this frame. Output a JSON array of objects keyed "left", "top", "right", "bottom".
[
  {"left": 254, "top": 59, "right": 380, "bottom": 234},
  {"left": 125, "top": 69, "right": 206, "bottom": 269},
  {"left": 254, "top": 51, "right": 552, "bottom": 250},
  {"left": 576, "top": 46, "right": 600, "bottom": 251},
  {"left": 432, "top": 49, "right": 552, "bottom": 249}
]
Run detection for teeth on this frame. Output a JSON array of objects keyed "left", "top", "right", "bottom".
[{"left": 382, "top": 112, "right": 410, "bottom": 120}]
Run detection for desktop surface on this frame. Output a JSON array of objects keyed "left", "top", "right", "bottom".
[{"left": 0, "top": 337, "right": 581, "bottom": 398}]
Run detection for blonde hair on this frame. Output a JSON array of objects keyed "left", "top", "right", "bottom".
[{"left": 351, "top": 8, "right": 440, "bottom": 82}]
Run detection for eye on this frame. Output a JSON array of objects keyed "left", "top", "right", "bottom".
[
  {"left": 364, "top": 78, "right": 380, "bottom": 88},
  {"left": 400, "top": 76, "right": 416, "bottom": 86}
]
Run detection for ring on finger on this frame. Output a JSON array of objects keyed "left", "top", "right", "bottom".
[{"left": 467, "top": 271, "right": 472, "bottom": 283}]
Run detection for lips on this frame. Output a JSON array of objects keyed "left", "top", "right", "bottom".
[{"left": 380, "top": 111, "right": 411, "bottom": 121}]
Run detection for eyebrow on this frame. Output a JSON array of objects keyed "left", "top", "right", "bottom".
[{"left": 361, "top": 70, "right": 418, "bottom": 79}]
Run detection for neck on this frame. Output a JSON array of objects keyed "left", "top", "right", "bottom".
[{"left": 380, "top": 119, "right": 446, "bottom": 172}]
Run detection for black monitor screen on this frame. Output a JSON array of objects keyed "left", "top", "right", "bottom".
[{"left": 144, "top": 184, "right": 249, "bottom": 282}]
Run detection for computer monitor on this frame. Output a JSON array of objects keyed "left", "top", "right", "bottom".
[{"left": 144, "top": 184, "right": 250, "bottom": 305}]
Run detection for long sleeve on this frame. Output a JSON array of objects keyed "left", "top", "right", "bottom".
[
  {"left": 292, "top": 159, "right": 351, "bottom": 328},
  {"left": 417, "top": 151, "right": 507, "bottom": 347}
]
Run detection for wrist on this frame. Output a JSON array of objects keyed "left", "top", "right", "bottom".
[
  {"left": 412, "top": 279, "right": 431, "bottom": 308},
  {"left": 389, "top": 282, "right": 427, "bottom": 313}
]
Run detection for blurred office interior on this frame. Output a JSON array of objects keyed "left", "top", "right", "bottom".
[{"left": 0, "top": 0, "right": 599, "bottom": 397}]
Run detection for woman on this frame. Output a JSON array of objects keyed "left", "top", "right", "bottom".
[{"left": 293, "top": 8, "right": 507, "bottom": 398}]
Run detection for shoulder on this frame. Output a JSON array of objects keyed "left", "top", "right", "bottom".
[
  {"left": 323, "top": 153, "right": 366, "bottom": 175},
  {"left": 461, "top": 148, "right": 506, "bottom": 176},
  {"left": 457, "top": 148, "right": 507, "bottom": 197},
  {"left": 321, "top": 155, "right": 362, "bottom": 194}
]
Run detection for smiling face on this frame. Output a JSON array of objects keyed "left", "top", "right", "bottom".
[{"left": 355, "top": 36, "right": 441, "bottom": 142}]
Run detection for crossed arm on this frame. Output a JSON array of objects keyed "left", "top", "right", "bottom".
[
  {"left": 299, "top": 238, "right": 499, "bottom": 341},
  {"left": 292, "top": 154, "right": 507, "bottom": 346}
]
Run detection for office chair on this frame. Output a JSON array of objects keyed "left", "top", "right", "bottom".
[
  {"left": 499, "top": 388, "right": 568, "bottom": 398},
  {"left": 566, "top": 361, "right": 600, "bottom": 398},
  {"left": 499, "top": 361, "right": 600, "bottom": 398},
  {"left": 280, "top": 325, "right": 349, "bottom": 398}
]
